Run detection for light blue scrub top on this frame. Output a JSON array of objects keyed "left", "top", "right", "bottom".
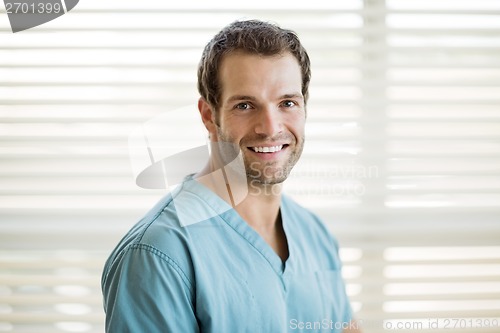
[{"left": 102, "top": 176, "right": 352, "bottom": 333}]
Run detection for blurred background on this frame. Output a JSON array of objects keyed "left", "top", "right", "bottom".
[{"left": 1, "top": 0, "right": 500, "bottom": 332}]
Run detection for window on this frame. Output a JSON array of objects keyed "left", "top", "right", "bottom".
[{"left": 1, "top": 0, "right": 499, "bottom": 332}]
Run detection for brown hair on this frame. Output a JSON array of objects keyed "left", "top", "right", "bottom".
[{"left": 197, "top": 20, "right": 311, "bottom": 110}]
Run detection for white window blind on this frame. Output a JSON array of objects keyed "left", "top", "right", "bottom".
[{"left": 1, "top": 1, "right": 499, "bottom": 332}]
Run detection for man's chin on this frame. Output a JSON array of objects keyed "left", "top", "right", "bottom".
[{"left": 247, "top": 175, "right": 287, "bottom": 186}]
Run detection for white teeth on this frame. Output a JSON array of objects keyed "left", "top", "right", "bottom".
[{"left": 252, "top": 145, "right": 283, "bottom": 153}]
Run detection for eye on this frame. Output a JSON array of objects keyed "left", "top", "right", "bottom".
[
  {"left": 281, "top": 100, "right": 296, "bottom": 108},
  {"left": 235, "top": 102, "right": 252, "bottom": 110}
]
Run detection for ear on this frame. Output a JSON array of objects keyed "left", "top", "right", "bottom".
[{"left": 198, "top": 97, "right": 217, "bottom": 139}]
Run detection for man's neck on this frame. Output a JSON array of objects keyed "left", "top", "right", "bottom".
[
  {"left": 194, "top": 163, "right": 289, "bottom": 261},
  {"left": 236, "top": 183, "right": 288, "bottom": 262},
  {"left": 236, "top": 182, "right": 281, "bottom": 229}
]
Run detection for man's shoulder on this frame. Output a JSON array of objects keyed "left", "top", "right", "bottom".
[
  {"left": 100, "top": 186, "right": 206, "bottom": 303},
  {"left": 112, "top": 178, "right": 227, "bottom": 248},
  {"left": 102, "top": 183, "right": 203, "bottom": 277},
  {"left": 103, "top": 192, "right": 180, "bottom": 260},
  {"left": 103, "top": 177, "right": 232, "bottom": 275}
]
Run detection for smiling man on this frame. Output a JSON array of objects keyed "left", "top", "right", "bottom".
[{"left": 102, "top": 20, "right": 360, "bottom": 333}]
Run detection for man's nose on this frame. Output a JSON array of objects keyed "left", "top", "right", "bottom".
[{"left": 254, "top": 106, "right": 283, "bottom": 137}]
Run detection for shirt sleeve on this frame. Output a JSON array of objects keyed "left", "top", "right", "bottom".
[{"left": 102, "top": 244, "right": 198, "bottom": 333}]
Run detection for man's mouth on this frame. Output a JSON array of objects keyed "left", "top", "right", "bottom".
[{"left": 249, "top": 144, "right": 287, "bottom": 153}]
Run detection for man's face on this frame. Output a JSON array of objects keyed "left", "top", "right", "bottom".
[{"left": 211, "top": 51, "right": 306, "bottom": 185}]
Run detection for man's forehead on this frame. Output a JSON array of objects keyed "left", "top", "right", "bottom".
[
  {"left": 226, "top": 93, "right": 303, "bottom": 103},
  {"left": 218, "top": 52, "right": 302, "bottom": 101}
]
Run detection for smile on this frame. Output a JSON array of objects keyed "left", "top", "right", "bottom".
[{"left": 250, "top": 145, "right": 284, "bottom": 153}]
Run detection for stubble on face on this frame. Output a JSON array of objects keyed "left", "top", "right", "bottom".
[{"left": 214, "top": 125, "right": 304, "bottom": 186}]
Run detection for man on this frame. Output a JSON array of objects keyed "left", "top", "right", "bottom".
[{"left": 102, "top": 20, "right": 360, "bottom": 333}]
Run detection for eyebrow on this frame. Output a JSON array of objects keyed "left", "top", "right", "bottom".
[
  {"left": 227, "top": 95, "right": 257, "bottom": 103},
  {"left": 281, "top": 93, "right": 304, "bottom": 100},
  {"left": 227, "top": 93, "right": 303, "bottom": 103}
]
